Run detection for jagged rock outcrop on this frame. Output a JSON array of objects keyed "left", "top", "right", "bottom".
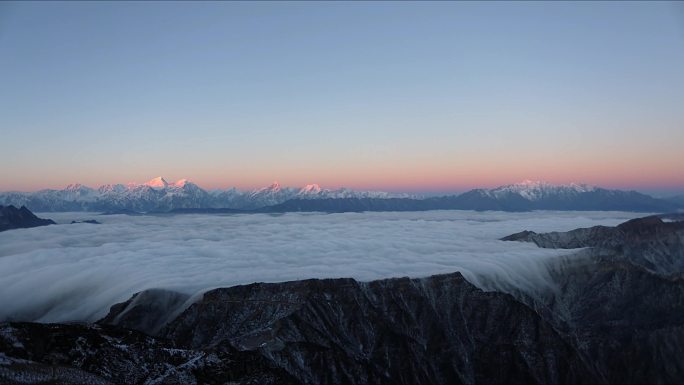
[{"left": 0, "top": 205, "right": 55, "bottom": 232}]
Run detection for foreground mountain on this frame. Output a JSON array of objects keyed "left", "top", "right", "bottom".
[
  {"left": 0, "top": 205, "right": 55, "bottom": 232},
  {"left": 2, "top": 214, "right": 684, "bottom": 384},
  {"left": 2, "top": 273, "right": 597, "bottom": 385},
  {"left": 502, "top": 214, "right": 684, "bottom": 384}
]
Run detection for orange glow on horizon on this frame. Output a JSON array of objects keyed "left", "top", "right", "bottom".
[{"left": 2, "top": 154, "right": 683, "bottom": 195}]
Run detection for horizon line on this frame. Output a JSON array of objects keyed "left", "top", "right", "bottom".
[{"left": 2, "top": 177, "right": 683, "bottom": 197}]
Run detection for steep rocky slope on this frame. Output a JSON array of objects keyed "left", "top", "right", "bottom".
[
  {"left": 2, "top": 274, "right": 598, "bottom": 384},
  {"left": 503, "top": 215, "right": 684, "bottom": 383},
  {"left": 543, "top": 256, "right": 684, "bottom": 384},
  {"left": 156, "top": 274, "right": 596, "bottom": 384}
]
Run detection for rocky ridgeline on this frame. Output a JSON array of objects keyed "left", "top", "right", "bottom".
[
  {"left": 502, "top": 214, "right": 684, "bottom": 274},
  {"left": 2, "top": 274, "right": 594, "bottom": 385},
  {"left": 1, "top": 214, "right": 684, "bottom": 384}
]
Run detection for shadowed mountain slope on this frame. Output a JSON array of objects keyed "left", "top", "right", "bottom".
[{"left": 0, "top": 205, "right": 55, "bottom": 232}]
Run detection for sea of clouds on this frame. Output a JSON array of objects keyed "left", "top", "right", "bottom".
[{"left": 0, "top": 210, "right": 644, "bottom": 323}]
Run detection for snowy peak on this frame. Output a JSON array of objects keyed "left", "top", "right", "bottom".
[
  {"left": 122, "top": 177, "right": 195, "bottom": 190},
  {"left": 172, "top": 179, "right": 190, "bottom": 188},
  {"left": 64, "top": 183, "right": 88, "bottom": 191},
  {"left": 299, "top": 184, "right": 322, "bottom": 195},
  {"left": 510, "top": 179, "right": 550, "bottom": 189},
  {"left": 566, "top": 182, "right": 595, "bottom": 193},
  {"left": 97, "top": 184, "right": 127, "bottom": 194},
  {"left": 489, "top": 180, "right": 596, "bottom": 201},
  {"left": 63, "top": 183, "right": 97, "bottom": 195},
  {"left": 145, "top": 177, "right": 169, "bottom": 189},
  {"left": 253, "top": 181, "right": 282, "bottom": 195},
  {"left": 267, "top": 181, "right": 281, "bottom": 192}
]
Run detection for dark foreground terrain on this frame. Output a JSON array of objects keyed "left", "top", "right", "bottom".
[{"left": 1, "top": 214, "right": 683, "bottom": 384}]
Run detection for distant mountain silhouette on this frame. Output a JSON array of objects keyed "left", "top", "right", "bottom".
[
  {"left": 445, "top": 184, "right": 677, "bottom": 212},
  {"left": 0, "top": 205, "right": 55, "bottom": 232}
]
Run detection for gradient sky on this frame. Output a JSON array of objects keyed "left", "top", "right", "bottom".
[{"left": 1, "top": 1, "right": 683, "bottom": 194}]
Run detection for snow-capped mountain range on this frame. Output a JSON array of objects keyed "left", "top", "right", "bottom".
[
  {"left": 0, "top": 177, "right": 416, "bottom": 212},
  {"left": 0, "top": 178, "right": 679, "bottom": 213},
  {"left": 265, "top": 180, "right": 678, "bottom": 213},
  {"left": 484, "top": 180, "right": 595, "bottom": 201},
  {"left": 445, "top": 180, "right": 676, "bottom": 212}
]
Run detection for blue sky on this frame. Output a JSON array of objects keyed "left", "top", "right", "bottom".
[{"left": 1, "top": 1, "right": 683, "bottom": 194}]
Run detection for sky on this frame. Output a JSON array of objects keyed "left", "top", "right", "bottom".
[{"left": 1, "top": 1, "right": 683, "bottom": 194}]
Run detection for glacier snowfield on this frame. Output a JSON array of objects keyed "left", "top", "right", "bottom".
[{"left": 0, "top": 210, "right": 645, "bottom": 323}]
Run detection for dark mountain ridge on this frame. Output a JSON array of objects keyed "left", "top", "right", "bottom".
[
  {"left": 2, "top": 273, "right": 598, "bottom": 385},
  {"left": 502, "top": 214, "right": 684, "bottom": 275},
  {"left": 0, "top": 205, "right": 55, "bottom": 232}
]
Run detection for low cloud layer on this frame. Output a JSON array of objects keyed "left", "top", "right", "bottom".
[{"left": 0, "top": 210, "right": 643, "bottom": 323}]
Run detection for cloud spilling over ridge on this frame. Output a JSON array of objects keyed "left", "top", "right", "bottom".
[{"left": 0, "top": 210, "right": 644, "bottom": 323}]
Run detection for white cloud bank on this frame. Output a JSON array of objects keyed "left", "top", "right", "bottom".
[{"left": 0, "top": 210, "right": 643, "bottom": 323}]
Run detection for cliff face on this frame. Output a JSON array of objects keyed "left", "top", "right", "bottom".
[{"left": 2, "top": 214, "right": 684, "bottom": 384}]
